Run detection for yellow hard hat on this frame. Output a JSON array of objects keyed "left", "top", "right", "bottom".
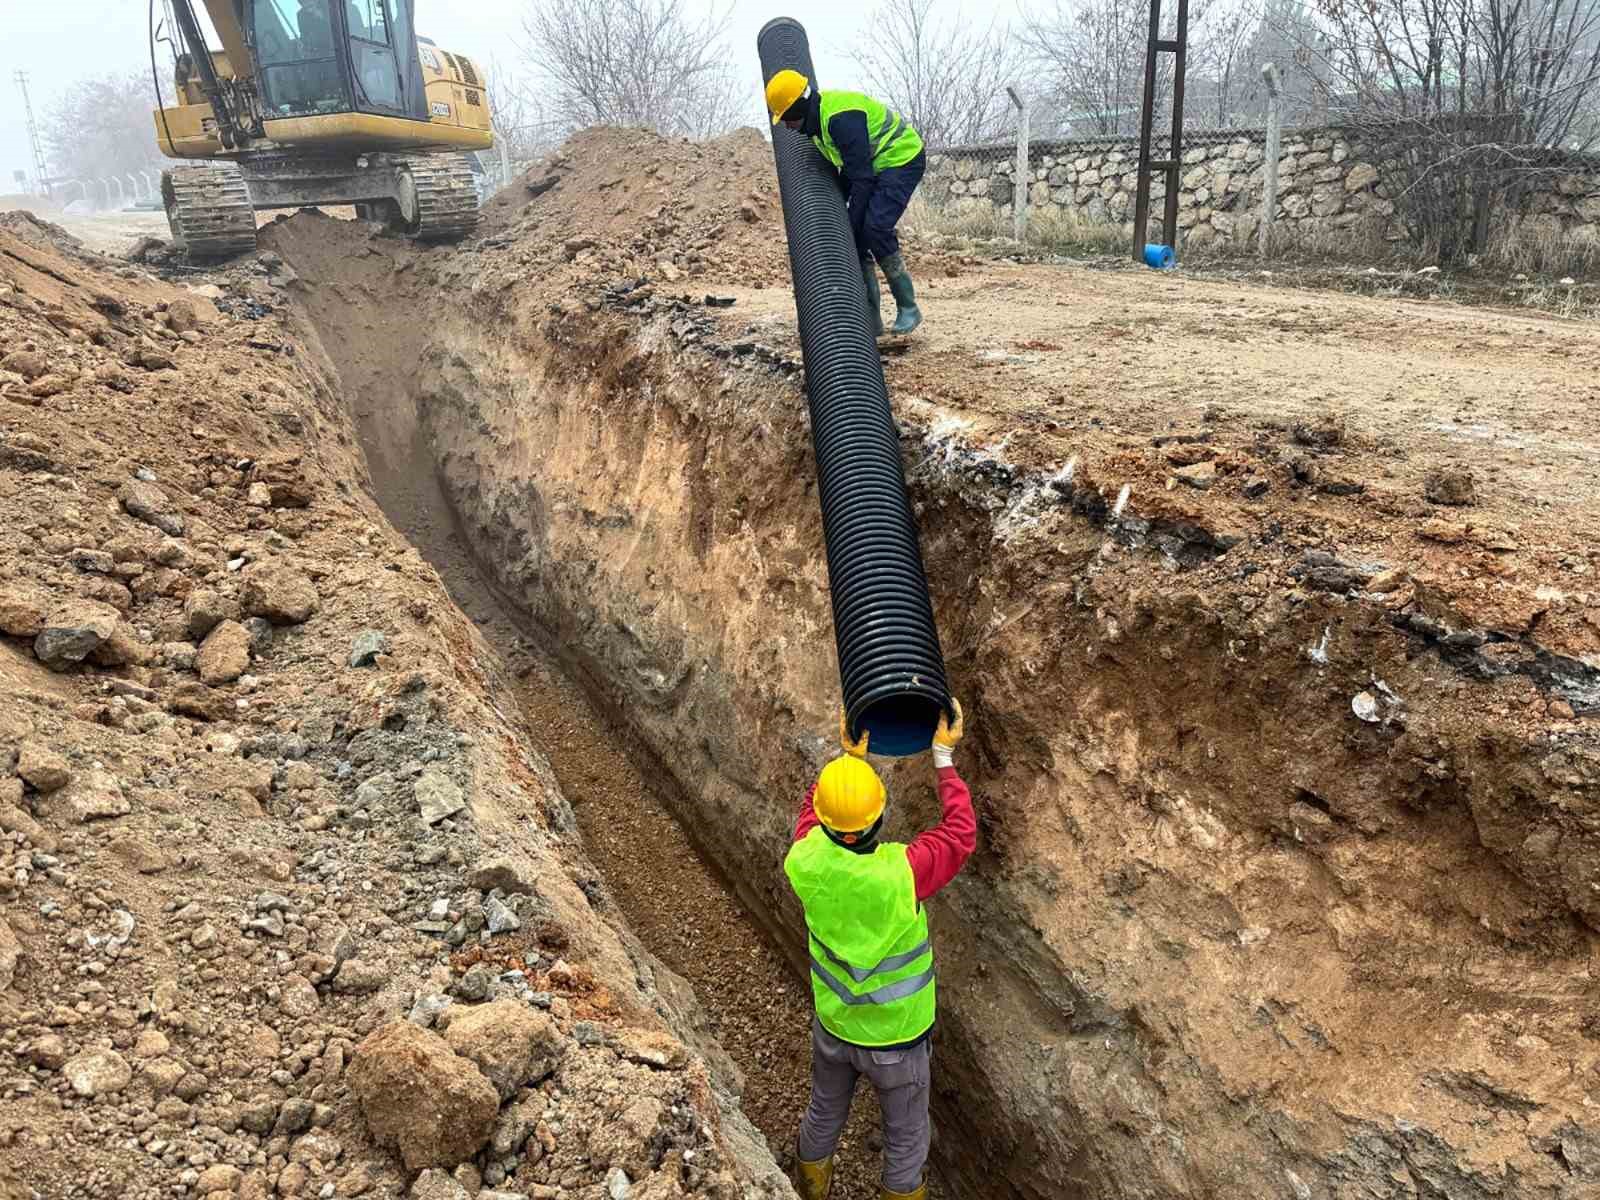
[
  {"left": 814, "top": 754, "right": 886, "bottom": 835},
  {"left": 766, "top": 69, "right": 810, "bottom": 126}
]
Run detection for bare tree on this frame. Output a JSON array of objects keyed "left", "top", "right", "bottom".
[
  {"left": 850, "top": 0, "right": 1025, "bottom": 147},
  {"left": 1191, "top": 0, "right": 1262, "bottom": 125},
  {"left": 43, "top": 70, "right": 169, "bottom": 191},
  {"left": 486, "top": 56, "right": 561, "bottom": 163},
  {"left": 1020, "top": 0, "right": 1153, "bottom": 135},
  {"left": 518, "top": 0, "right": 742, "bottom": 139},
  {"left": 1289, "top": 0, "right": 1600, "bottom": 261}
]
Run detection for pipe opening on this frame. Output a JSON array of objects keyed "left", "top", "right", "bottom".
[{"left": 854, "top": 693, "right": 945, "bottom": 757}]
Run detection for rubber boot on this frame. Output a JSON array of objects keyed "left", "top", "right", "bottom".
[
  {"left": 794, "top": 1153, "right": 835, "bottom": 1200},
  {"left": 861, "top": 257, "right": 886, "bottom": 337},
  {"left": 877, "top": 1183, "right": 926, "bottom": 1200},
  {"left": 880, "top": 252, "right": 922, "bottom": 335}
]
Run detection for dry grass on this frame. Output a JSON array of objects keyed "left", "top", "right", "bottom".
[{"left": 904, "top": 197, "right": 1127, "bottom": 259}]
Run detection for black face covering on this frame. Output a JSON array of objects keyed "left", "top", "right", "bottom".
[
  {"left": 823, "top": 812, "right": 884, "bottom": 854},
  {"left": 782, "top": 92, "right": 819, "bottom": 134}
]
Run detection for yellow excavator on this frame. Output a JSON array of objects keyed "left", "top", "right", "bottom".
[{"left": 152, "top": 0, "right": 493, "bottom": 257}]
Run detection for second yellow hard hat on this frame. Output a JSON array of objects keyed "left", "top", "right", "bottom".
[{"left": 766, "top": 69, "right": 810, "bottom": 126}]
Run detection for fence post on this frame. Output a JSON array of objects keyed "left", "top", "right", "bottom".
[
  {"left": 1260, "top": 63, "right": 1282, "bottom": 257},
  {"left": 1007, "top": 86, "right": 1029, "bottom": 243}
]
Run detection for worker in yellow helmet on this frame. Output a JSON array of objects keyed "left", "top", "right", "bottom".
[
  {"left": 765, "top": 68, "right": 927, "bottom": 336},
  {"left": 783, "top": 701, "right": 975, "bottom": 1200}
]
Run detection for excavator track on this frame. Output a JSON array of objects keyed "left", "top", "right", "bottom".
[
  {"left": 161, "top": 165, "right": 257, "bottom": 259},
  {"left": 394, "top": 155, "right": 480, "bottom": 242}
]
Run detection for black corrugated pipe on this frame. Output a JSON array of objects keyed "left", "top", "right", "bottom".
[{"left": 756, "top": 17, "right": 952, "bottom": 758}]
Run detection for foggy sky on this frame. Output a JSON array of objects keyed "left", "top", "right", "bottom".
[{"left": 2, "top": 0, "right": 991, "bottom": 194}]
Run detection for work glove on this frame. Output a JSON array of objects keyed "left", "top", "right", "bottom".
[
  {"left": 839, "top": 708, "right": 870, "bottom": 758},
  {"left": 932, "top": 699, "right": 964, "bottom": 769}
]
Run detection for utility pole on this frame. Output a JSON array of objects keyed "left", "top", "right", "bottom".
[{"left": 15, "top": 71, "right": 51, "bottom": 197}]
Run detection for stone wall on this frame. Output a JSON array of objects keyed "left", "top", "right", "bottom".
[{"left": 926, "top": 127, "right": 1600, "bottom": 248}]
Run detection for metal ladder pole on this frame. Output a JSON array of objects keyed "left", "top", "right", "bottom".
[{"left": 1131, "top": 0, "right": 1191, "bottom": 260}]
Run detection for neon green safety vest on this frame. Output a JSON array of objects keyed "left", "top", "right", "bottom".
[
  {"left": 814, "top": 91, "right": 925, "bottom": 174},
  {"left": 783, "top": 826, "right": 935, "bottom": 1047}
]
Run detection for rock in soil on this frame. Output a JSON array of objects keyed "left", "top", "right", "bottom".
[
  {"left": 197, "top": 618, "right": 253, "bottom": 684},
  {"left": 33, "top": 600, "right": 118, "bottom": 669},
  {"left": 347, "top": 1021, "right": 499, "bottom": 1170},
  {"left": 240, "top": 561, "right": 320, "bottom": 624},
  {"left": 441, "top": 998, "right": 565, "bottom": 1100},
  {"left": 62, "top": 1048, "right": 132, "bottom": 1097},
  {"left": 16, "top": 741, "right": 71, "bottom": 792},
  {"left": 1425, "top": 466, "right": 1477, "bottom": 506}
]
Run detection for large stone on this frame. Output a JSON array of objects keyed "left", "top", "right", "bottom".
[
  {"left": 197, "top": 620, "right": 252, "bottom": 685},
  {"left": 17, "top": 742, "right": 70, "bottom": 792},
  {"left": 415, "top": 770, "right": 466, "bottom": 825},
  {"left": 55, "top": 768, "right": 130, "bottom": 822},
  {"left": 195, "top": 1165, "right": 242, "bottom": 1194},
  {"left": 33, "top": 601, "right": 118, "bottom": 670},
  {"left": 1425, "top": 467, "right": 1477, "bottom": 506},
  {"left": 63, "top": 1048, "right": 132, "bottom": 1097},
  {"left": 332, "top": 957, "right": 388, "bottom": 994},
  {"left": 410, "top": 1171, "right": 469, "bottom": 1200},
  {"left": 0, "top": 916, "right": 19, "bottom": 990},
  {"left": 184, "top": 588, "right": 240, "bottom": 639},
  {"left": 442, "top": 999, "right": 564, "bottom": 1100},
  {"left": 278, "top": 974, "right": 321, "bottom": 1017},
  {"left": 1344, "top": 162, "right": 1382, "bottom": 192},
  {"left": 0, "top": 585, "right": 46, "bottom": 637},
  {"left": 347, "top": 1021, "right": 498, "bottom": 1171},
  {"left": 118, "top": 479, "right": 185, "bottom": 536},
  {"left": 88, "top": 620, "right": 152, "bottom": 669},
  {"left": 240, "top": 563, "right": 319, "bottom": 625}
]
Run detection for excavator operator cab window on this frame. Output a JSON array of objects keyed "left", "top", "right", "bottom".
[
  {"left": 253, "top": 0, "right": 348, "bottom": 116},
  {"left": 249, "top": 0, "right": 404, "bottom": 117},
  {"left": 346, "top": 0, "right": 402, "bottom": 111}
]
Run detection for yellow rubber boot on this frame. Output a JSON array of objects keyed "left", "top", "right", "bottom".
[
  {"left": 878, "top": 1184, "right": 926, "bottom": 1200},
  {"left": 794, "top": 1154, "right": 834, "bottom": 1200}
]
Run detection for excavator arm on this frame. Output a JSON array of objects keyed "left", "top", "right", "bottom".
[{"left": 167, "top": 0, "right": 260, "bottom": 148}]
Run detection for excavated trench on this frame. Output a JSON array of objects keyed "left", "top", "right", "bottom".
[
  {"left": 262, "top": 220, "right": 906, "bottom": 1200},
  {"left": 265, "top": 211, "right": 1600, "bottom": 1200}
]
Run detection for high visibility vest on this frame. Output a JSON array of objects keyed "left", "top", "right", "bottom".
[
  {"left": 814, "top": 91, "right": 925, "bottom": 175},
  {"left": 783, "top": 826, "right": 935, "bottom": 1047}
]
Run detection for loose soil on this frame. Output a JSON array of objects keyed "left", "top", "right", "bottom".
[
  {"left": 307, "top": 248, "right": 908, "bottom": 1198},
  {"left": 0, "top": 206, "right": 790, "bottom": 1199}
]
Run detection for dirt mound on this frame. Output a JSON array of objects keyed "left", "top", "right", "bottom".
[
  {"left": 476, "top": 126, "right": 790, "bottom": 291},
  {"left": 0, "top": 208, "right": 84, "bottom": 253},
  {"left": 0, "top": 211, "right": 790, "bottom": 1197}
]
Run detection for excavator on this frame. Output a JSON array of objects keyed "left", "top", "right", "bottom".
[{"left": 151, "top": 0, "right": 493, "bottom": 257}]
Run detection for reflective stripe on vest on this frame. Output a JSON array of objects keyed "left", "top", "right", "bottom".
[
  {"left": 813, "top": 90, "right": 925, "bottom": 174},
  {"left": 813, "top": 932, "right": 931, "bottom": 983},
  {"left": 783, "top": 826, "right": 936, "bottom": 1047},
  {"left": 809, "top": 956, "right": 935, "bottom": 1006}
]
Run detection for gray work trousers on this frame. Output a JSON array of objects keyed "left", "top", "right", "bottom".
[{"left": 796, "top": 1019, "right": 931, "bottom": 1193}]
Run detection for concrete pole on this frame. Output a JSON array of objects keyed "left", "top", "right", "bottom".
[
  {"left": 1260, "top": 63, "right": 1282, "bottom": 257},
  {"left": 1007, "top": 86, "right": 1029, "bottom": 243},
  {"left": 126, "top": 174, "right": 141, "bottom": 202},
  {"left": 494, "top": 124, "right": 511, "bottom": 193}
]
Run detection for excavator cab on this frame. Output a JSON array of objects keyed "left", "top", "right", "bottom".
[
  {"left": 251, "top": 0, "right": 408, "bottom": 118},
  {"left": 153, "top": 0, "right": 493, "bottom": 257}
]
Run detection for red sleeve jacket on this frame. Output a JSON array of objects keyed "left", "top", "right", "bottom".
[{"left": 794, "top": 767, "right": 976, "bottom": 902}]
